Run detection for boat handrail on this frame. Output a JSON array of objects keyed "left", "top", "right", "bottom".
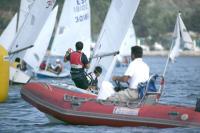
[{"left": 138, "top": 74, "right": 165, "bottom": 105}]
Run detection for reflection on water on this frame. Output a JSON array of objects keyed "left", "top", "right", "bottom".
[{"left": 0, "top": 56, "right": 200, "bottom": 132}]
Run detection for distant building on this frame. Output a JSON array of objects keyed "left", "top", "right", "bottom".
[
  {"left": 153, "top": 42, "right": 164, "bottom": 51},
  {"left": 137, "top": 39, "right": 150, "bottom": 51}
]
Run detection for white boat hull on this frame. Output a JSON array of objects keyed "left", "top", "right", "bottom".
[
  {"left": 10, "top": 66, "right": 31, "bottom": 84},
  {"left": 36, "top": 70, "right": 70, "bottom": 78}
]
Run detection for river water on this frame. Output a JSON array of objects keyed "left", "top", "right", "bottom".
[{"left": 1, "top": 56, "right": 200, "bottom": 133}]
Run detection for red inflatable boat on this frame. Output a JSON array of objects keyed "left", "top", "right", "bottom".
[{"left": 21, "top": 82, "right": 200, "bottom": 128}]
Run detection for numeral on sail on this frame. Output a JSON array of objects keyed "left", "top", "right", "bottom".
[
  {"left": 46, "top": 0, "right": 55, "bottom": 8},
  {"left": 76, "top": 0, "right": 86, "bottom": 5},
  {"left": 75, "top": 14, "right": 88, "bottom": 23}
]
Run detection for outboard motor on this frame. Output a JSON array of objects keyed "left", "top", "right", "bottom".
[{"left": 195, "top": 98, "right": 200, "bottom": 112}]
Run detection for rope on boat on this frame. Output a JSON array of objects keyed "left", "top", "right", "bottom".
[
  {"left": 138, "top": 74, "right": 165, "bottom": 105},
  {"left": 63, "top": 94, "right": 141, "bottom": 109}
]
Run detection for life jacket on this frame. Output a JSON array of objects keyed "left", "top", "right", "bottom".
[
  {"left": 87, "top": 72, "right": 98, "bottom": 86},
  {"left": 70, "top": 51, "right": 84, "bottom": 69}
]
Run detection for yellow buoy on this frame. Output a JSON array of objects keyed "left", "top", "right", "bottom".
[{"left": 0, "top": 45, "right": 9, "bottom": 102}]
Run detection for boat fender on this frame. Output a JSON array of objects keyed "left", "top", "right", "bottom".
[
  {"left": 181, "top": 114, "right": 189, "bottom": 121},
  {"left": 195, "top": 98, "right": 200, "bottom": 112}
]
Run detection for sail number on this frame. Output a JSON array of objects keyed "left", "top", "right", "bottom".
[
  {"left": 75, "top": 14, "right": 88, "bottom": 23},
  {"left": 46, "top": 0, "right": 55, "bottom": 8},
  {"left": 76, "top": 0, "right": 86, "bottom": 5},
  {"left": 74, "top": 3, "right": 88, "bottom": 12}
]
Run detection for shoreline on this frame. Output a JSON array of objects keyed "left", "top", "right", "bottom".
[
  {"left": 46, "top": 50, "right": 200, "bottom": 57},
  {"left": 143, "top": 50, "right": 200, "bottom": 56}
]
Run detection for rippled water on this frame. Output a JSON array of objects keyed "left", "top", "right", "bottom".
[{"left": 1, "top": 56, "right": 200, "bottom": 133}]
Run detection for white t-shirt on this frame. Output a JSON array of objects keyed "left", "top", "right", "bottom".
[{"left": 124, "top": 58, "right": 149, "bottom": 89}]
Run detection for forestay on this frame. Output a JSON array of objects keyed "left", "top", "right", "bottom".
[
  {"left": 87, "top": 0, "right": 140, "bottom": 99},
  {"left": 8, "top": 0, "right": 56, "bottom": 61},
  {"left": 23, "top": 6, "right": 58, "bottom": 72},
  {"left": 0, "top": 13, "right": 17, "bottom": 50},
  {"left": 50, "top": 0, "right": 91, "bottom": 58}
]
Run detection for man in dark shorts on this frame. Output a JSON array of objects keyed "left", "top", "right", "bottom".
[{"left": 64, "top": 41, "right": 90, "bottom": 89}]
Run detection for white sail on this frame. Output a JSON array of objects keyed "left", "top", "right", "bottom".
[
  {"left": 169, "top": 16, "right": 181, "bottom": 62},
  {"left": 23, "top": 5, "right": 58, "bottom": 71},
  {"left": 169, "top": 12, "right": 193, "bottom": 62},
  {"left": 119, "top": 24, "right": 137, "bottom": 57},
  {"left": 117, "top": 24, "right": 137, "bottom": 63},
  {"left": 18, "top": 0, "right": 35, "bottom": 31},
  {"left": 88, "top": 0, "right": 140, "bottom": 99},
  {"left": 9, "top": 0, "right": 56, "bottom": 60},
  {"left": 0, "top": 13, "right": 17, "bottom": 50},
  {"left": 178, "top": 14, "right": 193, "bottom": 50},
  {"left": 50, "top": 0, "right": 91, "bottom": 58}
]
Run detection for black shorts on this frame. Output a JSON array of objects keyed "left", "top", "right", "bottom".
[{"left": 71, "top": 73, "right": 89, "bottom": 90}]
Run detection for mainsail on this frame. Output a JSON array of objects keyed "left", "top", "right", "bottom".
[
  {"left": 88, "top": 0, "right": 140, "bottom": 99},
  {"left": 0, "top": 0, "right": 34, "bottom": 51},
  {"left": 179, "top": 14, "right": 193, "bottom": 50},
  {"left": 169, "top": 12, "right": 193, "bottom": 62},
  {"left": 8, "top": 0, "right": 56, "bottom": 61},
  {"left": 50, "top": 0, "right": 91, "bottom": 58},
  {"left": 23, "top": 5, "right": 58, "bottom": 72},
  {"left": 18, "top": 0, "right": 35, "bottom": 31},
  {"left": 119, "top": 24, "right": 137, "bottom": 57},
  {"left": 0, "top": 13, "right": 17, "bottom": 50},
  {"left": 117, "top": 24, "right": 137, "bottom": 63}
]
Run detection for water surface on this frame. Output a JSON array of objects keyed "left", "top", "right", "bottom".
[{"left": 1, "top": 56, "right": 200, "bottom": 133}]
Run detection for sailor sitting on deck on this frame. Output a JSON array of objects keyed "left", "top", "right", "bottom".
[
  {"left": 106, "top": 46, "right": 150, "bottom": 102},
  {"left": 64, "top": 41, "right": 90, "bottom": 90},
  {"left": 47, "top": 59, "right": 63, "bottom": 74},
  {"left": 86, "top": 66, "right": 102, "bottom": 93}
]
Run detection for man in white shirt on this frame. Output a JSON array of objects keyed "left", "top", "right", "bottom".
[{"left": 107, "top": 46, "right": 149, "bottom": 102}]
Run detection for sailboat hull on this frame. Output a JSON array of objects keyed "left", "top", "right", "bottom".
[
  {"left": 21, "top": 82, "right": 200, "bottom": 128},
  {"left": 35, "top": 70, "right": 70, "bottom": 78},
  {"left": 10, "top": 66, "right": 31, "bottom": 84}
]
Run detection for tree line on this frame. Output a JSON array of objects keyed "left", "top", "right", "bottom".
[{"left": 0, "top": 0, "right": 199, "bottom": 49}]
